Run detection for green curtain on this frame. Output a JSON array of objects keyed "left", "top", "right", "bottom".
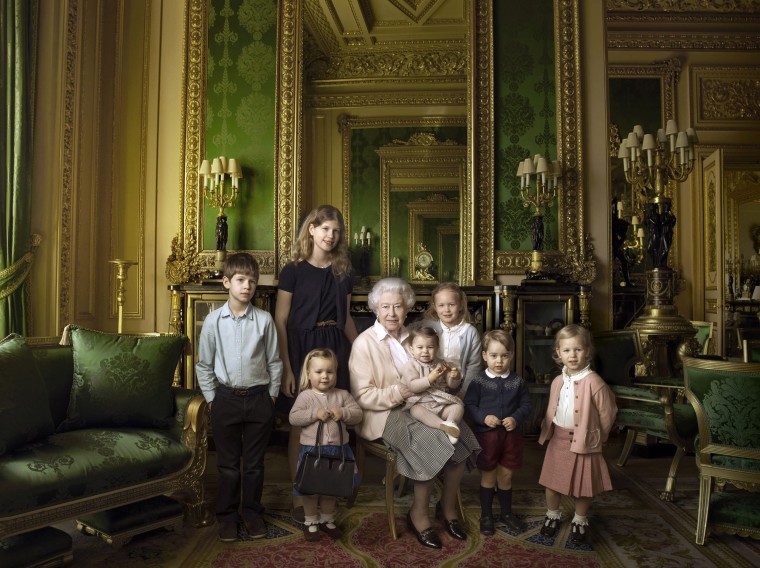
[{"left": 0, "top": 0, "right": 38, "bottom": 337}]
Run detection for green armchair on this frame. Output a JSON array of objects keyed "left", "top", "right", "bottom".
[
  {"left": 743, "top": 339, "right": 760, "bottom": 363},
  {"left": 682, "top": 356, "right": 760, "bottom": 545},
  {"left": 593, "top": 329, "right": 698, "bottom": 501}
]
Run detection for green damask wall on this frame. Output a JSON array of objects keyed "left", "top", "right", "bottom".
[
  {"left": 204, "top": 0, "right": 277, "bottom": 251},
  {"left": 495, "top": 0, "right": 557, "bottom": 251},
  {"left": 350, "top": 126, "right": 467, "bottom": 277}
]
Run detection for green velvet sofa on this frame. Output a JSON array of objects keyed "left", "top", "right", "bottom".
[{"left": 0, "top": 330, "right": 210, "bottom": 541}]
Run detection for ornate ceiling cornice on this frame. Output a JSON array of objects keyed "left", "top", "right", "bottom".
[
  {"left": 606, "top": 0, "right": 760, "bottom": 13},
  {"left": 608, "top": 32, "right": 760, "bottom": 51}
]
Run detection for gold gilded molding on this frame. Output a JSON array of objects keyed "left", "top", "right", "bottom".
[
  {"left": 481, "top": 1, "right": 588, "bottom": 279},
  {"left": 375, "top": 132, "right": 467, "bottom": 281},
  {"left": 692, "top": 67, "right": 760, "bottom": 128},
  {"left": 273, "top": 0, "right": 302, "bottom": 274},
  {"left": 306, "top": 92, "right": 466, "bottom": 109},
  {"left": 177, "top": 0, "right": 281, "bottom": 280},
  {"left": 704, "top": 167, "right": 718, "bottom": 290},
  {"left": 608, "top": 32, "right": 760, "bottom": 51},
  {"left": 472, "top": 0, "right": 493, "bottom": 282},
  {"left": 606, "top": 0, "right": 760, "bottom": 12},
  {"left": 705, "top": 298, "right": 718, "bottom": 314},
  {"left": 313, "top": 50, "right": 467, "bottom": 80},
  {"left": 60, "top": 0, "right": 80, "bottom": 324},
  {"left": 337, "top": 114, "right": 466, "bottom": 254},
  {"left": 181, "top": 1, "right": 586, "bottom": 283}
]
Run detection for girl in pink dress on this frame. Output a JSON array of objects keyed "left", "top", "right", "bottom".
[{"left": 538, "top": 324, "right": 618, "bottom": 543}]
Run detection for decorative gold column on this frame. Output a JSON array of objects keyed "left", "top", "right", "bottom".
[{"left": 109, "top": 259, "right": 137, "bottom": 333}]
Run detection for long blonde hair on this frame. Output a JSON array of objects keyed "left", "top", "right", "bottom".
[
  {"left": 423, "top": 282, "right": 471, "bottom": 324},
  {"left": 299, "top": 348, "right": 339, "bottom": 391},
  {"left": 293, "top": 205, "right": 351, "bottom": 278}
]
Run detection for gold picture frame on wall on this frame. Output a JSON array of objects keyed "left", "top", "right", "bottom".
[
  {"left": 178, "top": 0, "right": 586, "bottom": 283},
  {"left": 475, "top": 0, "right": 589, "bottom": 283}
]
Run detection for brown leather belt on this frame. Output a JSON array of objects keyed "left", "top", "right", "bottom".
[{"left": 315, "top": 320, "right": 337, "bottom": 327}]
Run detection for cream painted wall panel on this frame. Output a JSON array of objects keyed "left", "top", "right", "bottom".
[
  {"left": 109, "top": 0, "right": 150, "bottom": 329},
  {"left": 153, "top": 0, "right": 185, "bottom": 332},
  {"left": 582, "top": 1, "right": 611, "bottom": 330},
  {"left": 31, "top": 0, "right": 66, "bottom": 336}
]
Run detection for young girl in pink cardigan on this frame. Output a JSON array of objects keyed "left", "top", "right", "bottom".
[
  {"left": 538, "top": 325, "right": 617, "bottom": 544},
  {"left": 289, "top": 348, "right": 362, "bottom": 542}
]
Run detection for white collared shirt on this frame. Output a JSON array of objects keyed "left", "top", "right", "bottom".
[
  {"left": 372, "top": 319, "right": 410, "bottom": 372},
  {"left": 439, "top": 320, "right": 465, "bottom": 368},
  {"left": 485, "top": 368, "right": 510, "bottom": 379},
  {"left": 553, "top": 365, "right": 592, "bottom": 428}
]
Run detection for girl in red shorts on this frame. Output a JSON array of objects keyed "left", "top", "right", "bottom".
[
  {"left": 464, "top": 330, "right": 532, "bottom": 536},
  {"left": 538, "top": 324, "right": 618, "bottom": 543}
]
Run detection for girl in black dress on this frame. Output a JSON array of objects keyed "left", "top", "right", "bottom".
[{"left": 275, "top": 205, "right": 358, "bottom": 522}]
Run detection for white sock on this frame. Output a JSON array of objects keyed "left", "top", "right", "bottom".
[
  {"left": 546, "top": 509, "right": 562, "bottom": 521},
  {"left": 572, "top": 514, "right": 589, "bottom": 526},
  {"left": 320, "top": 512, "right": 337, "bottom": 528},
  {"left": 304, "top": 514, "right": 320, "bottom": 531}
]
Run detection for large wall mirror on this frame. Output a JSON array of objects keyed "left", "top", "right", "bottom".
[
  {"left": 608, "top": 59, "right": 679, "bottom": 291},
  {"left": 177, "top": 0, "right": 585, "bottom": 285}
]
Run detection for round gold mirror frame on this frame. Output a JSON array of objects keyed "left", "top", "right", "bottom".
[{"left": 177, "top": 0, "right": 589, "bottom": 283}]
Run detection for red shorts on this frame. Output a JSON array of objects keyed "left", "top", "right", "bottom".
[{"left": 475, "top": 428, "right": 524, "bottom": 471}]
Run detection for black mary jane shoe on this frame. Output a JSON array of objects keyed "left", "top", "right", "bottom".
[{"left": 407, "top": 512, "right": 442, "bottom": 549}]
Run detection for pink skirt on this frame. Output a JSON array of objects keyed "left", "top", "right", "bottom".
[{"left": 538, "top": 425, "right": 612, "bottom": 498}]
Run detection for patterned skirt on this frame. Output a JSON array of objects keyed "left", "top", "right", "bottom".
[
  {"left": 381, "top": 407, "right": 481, "bottom": 482},
  {"left": 538, "top": 425, "right": 612, "bottom": 498}
]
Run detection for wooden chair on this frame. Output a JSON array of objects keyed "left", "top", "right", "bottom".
[
  {"left": 743, "top": 339, "right": 760, "bottom": 363},
  {"left": 346, "top": 437, "right": 465, "bottom": 539},
  {"left": 682, "top": 356, "right": 760, "bottom": 545},
  {"left": 593, "top": 329, "right": 698, "bottom": 501},
  {"left": 690, "top": 321, "right": 714, "bottom": 355}
]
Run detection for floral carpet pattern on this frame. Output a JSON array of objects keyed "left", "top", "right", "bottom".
[
  {"left": 48, "top": 438, "right": 758, "bottom": 567},
  {"left": 59, "top": 459, "right": 760, "bottom": 568}
]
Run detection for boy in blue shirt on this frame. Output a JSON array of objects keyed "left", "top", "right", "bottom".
[
  {"left": 197, "top": 253, "right": 283, "bottom": 542},
  {"left": 464, "top": 329, "right": 531, "bottom": 536}
]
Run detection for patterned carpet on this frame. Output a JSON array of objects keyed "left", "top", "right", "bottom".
[{"left": 60, "top": 440, "right": 760, "bottom": 567}]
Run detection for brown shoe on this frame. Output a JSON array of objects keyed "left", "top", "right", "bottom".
[
  {"left": 244, "top": 517, "right": 267, "bottom": 539},
  {"left": 218, "top": 521, "right": 238, "bottom": 542},
  {"left": 319, "top": 522, "right": 343, "bottom": 540},
  {"left": 303, "top": 525, "right": 321, "bottom": 542}
]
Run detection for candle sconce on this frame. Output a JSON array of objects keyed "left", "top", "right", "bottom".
[
  {"left": 390, "top": 257, "right": 401, "bottom": 278},
  {"left": 618, "top": 121, "right": 697, "bottom": 269},
  {"left": 617, "top": 119, "right": 700, "bottom": 373},
  {"left": 353, "top": 226, "right": 372, "bottom": 287},
  {"left": 198, "top": 156, "right": 242, "bottom": 278},
  {"left": 516, "top": 154, "right": 560, "bottom": 280}
]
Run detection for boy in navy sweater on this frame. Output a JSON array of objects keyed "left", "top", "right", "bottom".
[{"left": 464, "top": 329, "right": 532, "bottom": 536}]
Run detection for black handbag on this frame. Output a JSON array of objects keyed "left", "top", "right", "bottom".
[{"left": 294, "top": 420, "right": 355, "bottom": 498}]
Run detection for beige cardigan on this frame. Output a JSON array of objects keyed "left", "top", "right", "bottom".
[{"left": 349, "top": 326, "right": 407, "bottom": 441}]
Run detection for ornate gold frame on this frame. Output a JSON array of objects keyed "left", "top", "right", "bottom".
[
  {"left": 478, "top": 0, "right": 589, "bottom": 282},
  {"left": 608, "top": 58, "right": 680, "bottom": 273},
  {"left": 178, "top": 0, "right": 586, "bottom": 282},
  {"left": 406, "top": 199, "right": 460, "bottom": 283}
]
